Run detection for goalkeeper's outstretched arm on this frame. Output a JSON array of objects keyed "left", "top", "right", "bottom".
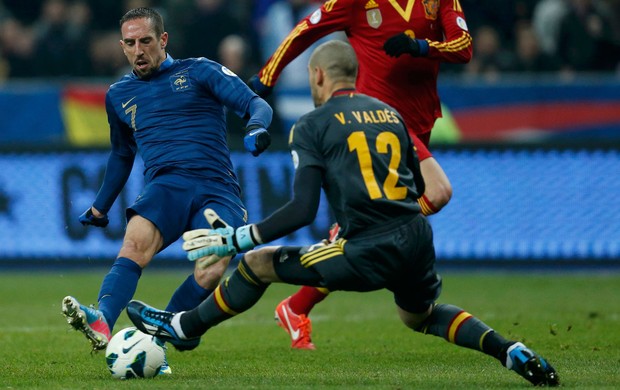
[{"left": 254, "top": 165, "right": 323, "bottom": 243}]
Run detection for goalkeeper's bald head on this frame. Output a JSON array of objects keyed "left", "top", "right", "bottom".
[{"left": 309, "top": 40, "right": 358, "bottom": 85}]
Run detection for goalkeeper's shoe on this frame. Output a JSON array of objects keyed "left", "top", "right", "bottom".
[
  {"left": 505, "top": 342, "right": 559, "bottom": 386},
  {"left": 61, "top": 296, "right": 111, "bottom": 352},
  {"left": 126, "top": 300, "right": 200, "bottom": 348},
  {"left": 275, "top": 297, "right": 315, "bottom": 350},
  {"left": 169, "top": 336, "right": 201, "bottom": 352}
]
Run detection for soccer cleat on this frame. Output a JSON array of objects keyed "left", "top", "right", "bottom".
[
  {"left": 505, "top": 342, "right": 560, "bottom": 386},
  {"left": 159, "top": 362, "right": 172, "bottom": 375},
  {"left": 61, "top": 296, "right": 111, "bottom": 352},
  {"left": 126, "top": 300, "right": 200, "bottom": 348},
  {"left": 153, "top": 338, "right": 173, "bottom": 375},
  {"left": 169, "top": 336, "right": 201, "bottom": 352},
  {"left": 275, "top": 297, "right": 315, "bottom": 350},
  {"left": 158, "top": 354, "right": 172, "bottom": 375}
]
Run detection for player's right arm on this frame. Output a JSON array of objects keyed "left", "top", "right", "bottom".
[
  {"left": 251, "top": 0, "right": 353, "bottom": 94},
  {"left": 80, "top": 93, "right": 137, "bottom": 227}
]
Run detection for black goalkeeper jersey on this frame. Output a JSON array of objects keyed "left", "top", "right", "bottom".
[{"left": 289, "top": 90, "right": 422, "bottom": 237}]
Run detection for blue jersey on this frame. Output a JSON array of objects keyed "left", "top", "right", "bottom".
[{"left": 94, "top": 55, "right": 271, "bottom": 213}]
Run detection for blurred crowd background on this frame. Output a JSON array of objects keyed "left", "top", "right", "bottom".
[
  {"left": 1, "top": 0, "right": 619, "bottom": 263},
  {"left": 0, "top": 0, "right": 619, "bottom": 83}
]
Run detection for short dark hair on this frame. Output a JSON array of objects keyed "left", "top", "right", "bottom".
[
  {"left": 309, "top": 40, "right": 358, "bottom": 83},
  {"left": 119, "top": 7, "right": 165, "bottom": 37}
]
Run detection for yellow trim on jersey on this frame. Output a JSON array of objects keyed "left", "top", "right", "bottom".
[
  {"left": 288, "top": 124, "right": 296, "bottom": 145},
  {"left": 417, "top": 197, "right": 433, "bottom": 215},
  {"left": 448, "top": 311, "right": 472, "bottom": 343},
  {"left": 261, "top": 22, "right": 310, "bottom": 87},
  {"left": 428, "top": 31, "right": 472, "bottom": 53},
  {"left": 388, "top": 0, "right": 415, "bottom": 22},
  {"left": 214, "top": 285, "right": 238, "bottom": 316},
  {"left": 324, "top": 0, "right": 337, "bottom": 12},
  {"left": 300, "top": 239, "right": 346, "bottom": 267},
  {"left": 453, "top": 0, "right": 463, "bottom": 12}
]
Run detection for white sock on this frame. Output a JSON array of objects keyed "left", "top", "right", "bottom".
[{"left": 171, "top": 312, "right": 188, "bottom": 339}]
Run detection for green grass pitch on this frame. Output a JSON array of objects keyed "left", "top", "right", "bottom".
[{"left": 0, "top": 268, "right": 618, "bottom": 389}]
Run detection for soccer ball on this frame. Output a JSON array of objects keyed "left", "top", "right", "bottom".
[{"left": 105, "top": 327, "right": 165, "bottom": 379}]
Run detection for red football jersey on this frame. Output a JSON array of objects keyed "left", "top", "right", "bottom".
[{"left": 258, "top": 0, "right": 472, "bottom": 137}]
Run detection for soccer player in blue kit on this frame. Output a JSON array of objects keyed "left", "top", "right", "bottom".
[{"left": 61, "top": 7, "right": 272, "bottom": 375}]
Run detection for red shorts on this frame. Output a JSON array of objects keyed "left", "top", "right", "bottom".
[{"left": 410, "top": 131, "right": 432, "bottom": 161}]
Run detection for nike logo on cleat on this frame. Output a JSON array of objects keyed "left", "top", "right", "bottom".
[{"left": 282, "top": 310, "right": 300, "bottom": 340}]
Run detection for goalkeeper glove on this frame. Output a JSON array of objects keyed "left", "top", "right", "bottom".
[
  {"left": 383, "top": 33, "right": 429, "bottom": 58},
  {"left": 182, "top": 209, "right": 260, "bottom": 268},
  {"left": 247, "top": 74, "right": 273, "bottom": 98},
  {"left": 244, "top": 125, "right": 271, "bottom": 156},
  {"left": 79, "top": 207, "right": 109, "bottom": 228}
]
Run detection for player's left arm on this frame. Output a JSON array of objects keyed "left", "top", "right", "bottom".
[
  {"left": 383, "top": 0, "right": 472, "bottom": 63},
  {"left": 405, "top": 136, "right": 425, "bottom": 198},
  {"left": 199, "top": 60, "right": 273, "bottom": 155},
  {"left": 253, "top": 165, "right": 322, "bottom": 242},
  {"left": 425, "top": 0, "right": 472, "bottom": 63}
]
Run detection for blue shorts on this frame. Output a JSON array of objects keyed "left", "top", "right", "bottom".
[{"left": 127, "top": 172, "right": 247, "bottom": 249}]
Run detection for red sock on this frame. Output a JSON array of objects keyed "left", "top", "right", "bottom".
[{"left": 288, "top": 286, "right": 329, "bottom": 315}]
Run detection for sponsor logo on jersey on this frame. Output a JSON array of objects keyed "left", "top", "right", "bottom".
[
  {"left": 365, "top": 0, "right": 379, "bottom": 9},
  {"left": 121, "top": 96, "right": 136, "bottom": 108},
  {"left": 422, "top": 0, "right": 438, "bottom": 20},
  {"left": 367, "top": 8, "right": 382, "bottom": 28},
  {"left": 309, "top": 9, "right": 322, "bottom": 24}
]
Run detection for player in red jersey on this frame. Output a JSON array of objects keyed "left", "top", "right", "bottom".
[{"left": 248, "top": 0, "right": 473, "bottom": 349}]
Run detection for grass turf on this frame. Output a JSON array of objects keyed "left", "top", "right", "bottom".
[{"left": 0, "top": 268, "right": 618, "bottom": 388}]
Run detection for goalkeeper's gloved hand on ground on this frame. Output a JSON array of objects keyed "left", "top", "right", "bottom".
[
  {"left": 182, "top": 209, "right": 260, "bottom": 268},
  {"left": 383, "top": 33, "right": 429, "bottom": 58},
  {"left": 244, "top": 125, "right": 271, "bottom": 156},
  {"left": 79, "top": 208, "right": 109, "bottom": 228},
  {"left": 246, "top": 74, "right": 273, "bottom": 98}
]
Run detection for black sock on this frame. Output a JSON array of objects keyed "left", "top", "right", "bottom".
[
  {"left": 180, "top": 257, "right": 269, "bottom": 338},
  {"left": 416, "top": 304, "right": 511, "bottom": 362}
]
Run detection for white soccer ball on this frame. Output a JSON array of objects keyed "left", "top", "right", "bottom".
[{"left": 105, "top": 327, "right": 165, "bottom": 379}]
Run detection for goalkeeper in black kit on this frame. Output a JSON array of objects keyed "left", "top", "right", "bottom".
[{"left": 127, "top": 40, "right": 559, "bottom": 387}]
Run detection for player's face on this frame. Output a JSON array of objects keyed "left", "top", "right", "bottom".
[{"left": 120, "top": 18, "right": 168, "bottom": 78}]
